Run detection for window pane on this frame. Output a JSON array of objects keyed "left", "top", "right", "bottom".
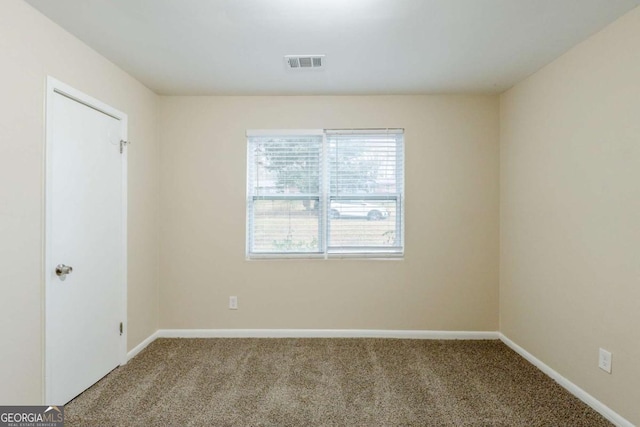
[
  {"left": 251, "top": 199, "right": 321, "bottom": 253},
  {"left": 248, "top": 136, "right": 322, "bottom": 196},
  {"left": 247, "top": 134, "right": 323, "bottom": 256},
  {"left": 328, "top": 134, "right": 403, "bottom": 196},
  {"left": 328, "top": 199, "right": 399, "bottom": 249},
  {"left": 327, "top": 132, "right": 404, "bottom": 254}
]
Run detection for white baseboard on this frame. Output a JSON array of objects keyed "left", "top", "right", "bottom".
[
  {"left": 156, "top": 329, "right": 500, "bottom": 340},
  {"left": 126, "top": 329, "right": 498, "bottom": 362},
  {"left": 126, "top": 330, "right": 158, "bottom": 362},
  {"left": 500, "top": 334, "right": 633, "bottom": 427}
]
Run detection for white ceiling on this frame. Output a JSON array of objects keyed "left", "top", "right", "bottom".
[{"left": 26, "top": 0, "right": 640, "bottom": 95}]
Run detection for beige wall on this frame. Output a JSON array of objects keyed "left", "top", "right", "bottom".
[
  {"left": 10, "top": 0, "right": 637, "bottom": 420},
  {"left": 500, "top": 6, "right": 640, "bottom": 425},
  {"left": 0, "top": 0, "right": 160, "bottom": 404},
  {"left": 159, "top": 95, "right": 500, "bottom": 331}
]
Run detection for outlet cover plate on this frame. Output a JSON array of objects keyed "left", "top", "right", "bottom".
[{"left": 598, "top": 348, "right": 612, "bottom": 373}]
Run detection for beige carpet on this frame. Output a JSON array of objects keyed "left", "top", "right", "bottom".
[{"left": 66, "top": 339, "right": 611, "bottom": 426}]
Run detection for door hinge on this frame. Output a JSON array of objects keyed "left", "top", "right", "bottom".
[
  {"left": 119, "top": 139, "right": 131, "bottom": 154},
  {"left": 119, "top": 322, "right": 123, "bottom": 336}
]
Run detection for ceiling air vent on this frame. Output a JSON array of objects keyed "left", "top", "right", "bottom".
[{"left": 285, "top": 55, "right": 325, "bottom": 70}]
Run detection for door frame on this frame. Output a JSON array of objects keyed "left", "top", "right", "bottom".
[{"left": 43, "top": 76, "right": 128, "bottom": 404}]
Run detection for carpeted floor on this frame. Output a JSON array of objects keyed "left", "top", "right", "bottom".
[{"left": 65, "top": 338, "right": 611, "bottom": 426}]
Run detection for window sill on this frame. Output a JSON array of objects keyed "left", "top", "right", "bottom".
[{"left": 246, "top": 254, "right": 404, "bottom": 261}]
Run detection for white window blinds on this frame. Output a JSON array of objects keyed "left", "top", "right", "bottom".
[
  {"left": 247, "top": 129, "right": 404, "bottom": 258},
  {"left": 247, "top": 134, "right": 324, "bottom": 255},
  {"left": 327, "top": 130, "right": 404, "bottom": 255}
]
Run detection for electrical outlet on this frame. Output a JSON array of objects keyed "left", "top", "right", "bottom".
[
  {"left": 598, "top": 348, "right": 612, "bottom": 373},
  {"left": 229, "top": 296, "right": 238, "bottom": 310}
]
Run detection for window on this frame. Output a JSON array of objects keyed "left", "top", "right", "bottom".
[{"left": 247, "top": 129, "right": 404, "bottom": 258}]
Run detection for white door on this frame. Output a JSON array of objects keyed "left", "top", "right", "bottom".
[{"left": 45, "top": 79, "right": 127, "bottom": 405}]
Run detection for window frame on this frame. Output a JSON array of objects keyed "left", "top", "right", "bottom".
[{"left": 246, "top": 129, "right": 404, "bottom": 260}]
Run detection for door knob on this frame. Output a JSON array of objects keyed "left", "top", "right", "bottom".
[{"left": 55, "top": 264, "right": 73, "bottom": 281}]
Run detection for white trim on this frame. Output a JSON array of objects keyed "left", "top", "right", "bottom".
[
  {"left": 44, "top": 76, "right": 128, "bottom": 402},
  {"left": 246, "top": 129, "right": 324, "bottom": 137},
  {"left": 246, "top": 253, "right": 325, "bottom": 260},
  {"left": 327, "top": 253, "right": 404, "bottom": 260},
  {"left": 47, "top": 78, "right": 126, "bottom": 120},
  {"left": 127, "top": 331, "right": 159, "bottom": 361},
  {"left": 325, "top": 128, "right": 404, "bottom": 135},
  {"left": 157, "top": 329, "right": 500, "bottom": 340},
  {"left": 500, "top": 334, "right": 634, "bottom": 427},
  {"left": 246, "top": 254, "right": 404, "bottom": 261},
  {"left": 321, "top": 131, "right": 329, "bottom": 258},
  {"left": 119, "top": 112, "right": 129, "bottom": 368}
]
